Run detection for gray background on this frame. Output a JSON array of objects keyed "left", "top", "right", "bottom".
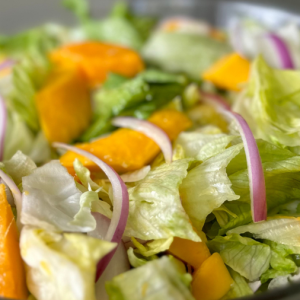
[{"left": 1, "top": 0, "right": 300, "bottom": 34}]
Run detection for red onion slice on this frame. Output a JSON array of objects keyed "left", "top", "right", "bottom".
[
  {"left": 200, "top": 92, "right": 267, "bottom": 222},
  {"left": 201, "top": 91, "right": 231, "bottom": 111},
  {"left": 0, "top": 59, "right": 15, "bottom": 72},
  {"left": 262, "top": 34, "right": 294, "bottom": 69},
  {"left": 0, "top": 96, "right": 7, "bottom": 161},
  {"left": 112, "top": 117, "right": 173, "bottom": 164},
  {"left": 0, "top": 169, "right": 23, "bottom": 229},
  {"left": 52, "top": 142, "right": 129, "bottom": 280}
]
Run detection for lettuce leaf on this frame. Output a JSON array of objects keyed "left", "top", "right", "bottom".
[
  {"left": 21, "top": 160, "right": 96, "bottom": 232},
  {"left": 221, "top": 268, "right": 253, "bottom": 300},
  {"left": 175, "top": 131, "right": 237, "bottom": 161},
  {"left": 127, "top": 247, "right": 158, "bottom": 268},
  {"left": 234, "top": 56, "right": 300, "bottom": 147},
  {"left": 105, "top": 256, "right": 195, "bottom": 300},
  {"left": 228, "top": 217, "right": 300, "bottom": 247},
  {"left": 268, "top": 269, "right": 300, "bottom": 290},
  {"left": 208, "top": 234, "right": 271, "bottom": 281},
  {"left": 125, "top": 159, "right": 200, "bottom": 242},
  {"left": 142, "top": 31, "right": 230, "bottom": 79},
  {"left": 20, "top": 226, "right": 116, "bottom": 300},
  {"left": 180, "top": 144, "right": 242, "bottom": 230}
]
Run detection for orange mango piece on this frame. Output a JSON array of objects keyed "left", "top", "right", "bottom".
[
  {"left": 50, "top": 42, "right": 144, "bottom": 88},
  {"left": 168, "top": 236, "right": 211, "bottom": 269},
  {"left": 0, "top": 184, "right": 28, "bottom": 299},
  {"left": 60, "top": 110, "right": 192, "bottom": 174},
  {"left": 203, "top": 53, "right": 250, "bottom": 91},
  {"left": 36, "top": 66, "right": 92, "bottom": 143},
  {"left": 192, "top": 253, "right": 233, "bottom": 300}
]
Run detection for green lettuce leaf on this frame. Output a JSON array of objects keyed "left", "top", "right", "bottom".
[
  {"left": 208, "top": 234, "right": 271, "bottom": 281},
  {"left": 175, "top": 131, "right": 237, "bottom": 161},
  {"left": 125, "top": 159, "right": 200, "bottom": 242},
  {"left": 180, "top": 144, "right": 242, "bottom": 230},
  {"left": 260, "top": 240, "right": 300, "bottom": 283},
  {"left": 268, "top": 269, "right": 300, "bottom": 290},
  {"left": 127, "top": 247, "right": 158, "bottom": 268},
  {"left": 21, "top": 160, "right": 96, "bottom": 232},
  {"left": 221, "top": 268, "right": 253, "bottom": 300},
  {"left": 227, "top": 217, "right": 300, "bottom": 247},
  {"left": 142, "top": 31, "right": 230, "bottom": 79},
  {"left": 2, "top": 150, "right": 36, "bottom": 185},
  {"left": 131, "top": 237, "right": 173, "bottom": 257},
  {"left": 105, "top": 256, "right": 195, "bottom": 300},
  {"left": 20, "top": 226, "right": 116, "bottom": 300},
  {"left": 234, "top": 56, "right": 300, "bottom": 147}
]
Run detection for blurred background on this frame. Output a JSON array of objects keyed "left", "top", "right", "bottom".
[{"left": 1, "top": 0, "right": 300, "bottom": 34}]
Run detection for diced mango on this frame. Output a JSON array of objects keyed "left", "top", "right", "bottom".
[
  {"left": 60, "top": 110, "right": 192, "bottom": 174},
  {"left": 168, "top": 237, "right": 211, "bottom": 269},
  {"left": 0, "top": 184, "right": 28, "bottom": 299},
  {"left": 203, "top": 53, "right": 250, "bottom": 91},
  {"left": 36, "top": 66, "right": 92, "bottom": 143},
  {"left": 192, "top": 253, "right": 233, "bottom": 300},
  {"left": 50, "top": 42, "right": 144, "bottom": 88}
]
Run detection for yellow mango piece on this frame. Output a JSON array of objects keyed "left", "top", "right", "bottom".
[
  {"left": 36, "top": 67, "right": 92, "bottom": 143},
  {"left": 168, "top": 237, "right": 211, "bottom": 269},
  {"left": 0, "top": 184, "right": 28, "bottom": 299},
  {"left": 50, "top": 42, "right": 144, "bottom": 88},
  {"left": 60, "top": 110, "right": 192, "bottom": 174},
  {"left": 192, "top": 253, "right": 233, "bottom": 300},
  {"left": 203, "top": 53, "right": 250, "bottom": 91}
]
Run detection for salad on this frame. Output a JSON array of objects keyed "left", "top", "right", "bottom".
[{"left": 1, "top": 1, "right": 300, "bottom": 300}]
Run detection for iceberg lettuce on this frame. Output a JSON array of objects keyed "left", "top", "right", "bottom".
[
  {"left": 105, "top": 256, "right": 195, "bottom": 300},
  {"left": 21, "top": 160, "right": 96, "bottom": 232},
  {"left": 234, "top": 56, "right": 300, "bottom": 147},
  {"left": 20, "top": 226, "right": 116, "bottom": 300},
  {"left": 125, "top": 159, "right": 200, "bottom": 241},
  {"left": 208, "top": 234, "right": 271, "bottom": 281},
  {"left": 180, "top": 144, "right": 242, "bottom": 230}
]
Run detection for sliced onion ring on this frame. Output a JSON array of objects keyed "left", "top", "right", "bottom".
[
  {"left": 0, "top": 169, "right": 23, "bottom": 229},
  {"left": 112, "top": 117, "right": 173, "bottom": 164},
  {"left": 52, "top": 142, "right": 129, "bottom": 280},
  {"left": 200, "top": 92, "right": 267, "bottom": 222},
  {"left": 0, "top": 96, "right": 7, "bottom": 161},
  {"left": 262, "top": 33, "right": 294, "bottom": 69}
]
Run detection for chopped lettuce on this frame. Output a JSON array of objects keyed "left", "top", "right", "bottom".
[
  {"left": 208, "top": 234, "right": 271, "bottom": 281},
  {"left": 221, "top": 268, "right": 253, "bottom": 300},
  {"left": 127, "top": 247, "right": 157, "bottom": 268},
  {"left": 131, "top": 237, "right": 173, "bottom": 257},
  {"left": 268, "top": 268, "right": 300, "bottom": 290},
  {"left": 228, "top": 217, "right": 300, "bottom": 247},
  {"left": 180, "top": 144, "right": 242, "bottom": 230},
  {"left": 125, "top": 159, "right": 200, "bottom": 242},
  {"left": 20, "top": 226, "right": 116, "bottom": 300},
  {"left": 175, "top": 131, "right": 237, "bottom": 161},
  {"left": 63, "top": 0, "right": 152, "bottom": 50},
  {"left": 21, "top": 160, "right": 96, "bottom": 232},
  {"left": 105, "top": 256, "right": 195, "bottom": 300},
  {"left": 234, "top": 56, "right": 300, "bottom": 147},
  {"left": 142, "top": 31, "right": 231, "bottom": 79},
  {"left": 260, "top": 240, "right": 300, "bottom": 283},
  {"left": 2, "top": 150, "right": 36, "bottom": 185}
]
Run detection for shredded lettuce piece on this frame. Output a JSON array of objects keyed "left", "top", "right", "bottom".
[
  {"left": 234, "top": 56, "right": 300, "bottom": 147},
  {"left": 180, "top": 144, "right": 242, "bottom": 230},
  {"left": 21, "top": 160, "right": 96, "bottom": 232},
  {"left": 125, "top": 159, "right": 200, "bottom": 242},
  {"left": 20, "top": 226, "right": 116, "bottom": 300},
  {"left": 105, "top": 256, "right": 195, "bottom": 300},
  {"left": 208, "top": 234, "right": 271, "bottom": 281},
  {"left": 127, "top": 247, "right": 158, "bottom": 268}
]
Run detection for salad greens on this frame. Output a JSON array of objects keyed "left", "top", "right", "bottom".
[{"left": 1, "top": 2, "right": 300, "bottom": 300}]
